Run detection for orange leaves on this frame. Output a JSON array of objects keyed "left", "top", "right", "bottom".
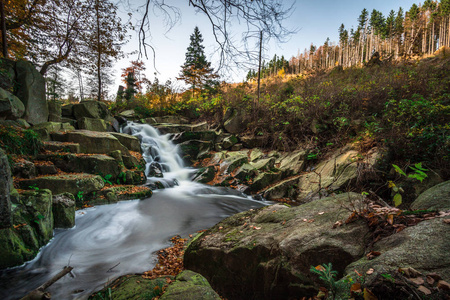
[
  {"left": 142, "top": 236, "right": 187, "bottom": 280},
  {"left": 366, "top": 251, "right": 381, "bottom": 260}
]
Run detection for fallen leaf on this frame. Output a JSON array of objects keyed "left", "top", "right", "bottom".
[
  {"left": 219, "top": 226, "right": 223, "bottom": 230},
  {"left": 281, "top": 220, "right": 286, "bottom": 225},
  {"left": 408, "top": 277, "right": 425, "bottom": 285},
  {"left": 254, "top": 227, "right": 261, "bottom": 230},
  {"left": 399, "top": 267, "right": 422, "bottom": 278},
  {"left": 366, "top": 251, "right": 381, "bottom": 260},
  {"left": 354, "top": 269, "right": 362, "bottom": 277},
  {"left": 437, "top": 280, "right": 450, "bottom": 290},
  {"left": 350, "top": 282, "right": 362, "bottom": 293},
  {"left": 315, "top": 265, "right": 325, "bottom": 272},
  {"left": 426, "top": 276, "right": 435, "bottom": 285},
  {"left": 387, "top": 214, "right": 394, "bottom": 225},
  {"left": 417, "top": 285, "right": 432, "bottom": 295},
  {"left": 366, "top": 268, "right": 374, "bottom": 275},
  {"left": 363, "top": 288, "right": 378, "bottom": 300},
  {"left": 303, "top": 218, "right": 308, "bottom": 222},
  {"left": 443, "top": 219, "right": 450, "bottom": 224},
  {"left": 318, "top": 212, "right": 325, "bottom": 215}
]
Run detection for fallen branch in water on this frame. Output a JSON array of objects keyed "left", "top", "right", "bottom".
[{"left": 20, "top": 266, "right": 73, "bottom": 300}]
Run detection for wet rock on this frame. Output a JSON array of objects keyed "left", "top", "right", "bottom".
[
  {"left": 52, "top": 193, "right": 75, "bottom": 228},
  {"left": 110, "top": 132, "right": 142, "bottom": 152},
  {"left": 15, "top": 189, "right": 54, "bottom": 246},
  {"left": 42, "top": 141, "right": 80, "bottom": 153},
  {"left": 263, "top": 175, "right": 302, "bottom": 200},
  {"left": 222, "top": 135, "right": 238, "bottom": 150}
]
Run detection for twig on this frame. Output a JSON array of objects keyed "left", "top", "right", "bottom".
[
  {"left": 20, "top": 266, "right": 73, "bottom": 300},
  {"left": 107, "top": 262, "right": 120, "bottom": 273}
]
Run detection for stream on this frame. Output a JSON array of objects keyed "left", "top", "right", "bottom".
[{"left": 0, "top": 122, "right": 266, "bottom": 300}]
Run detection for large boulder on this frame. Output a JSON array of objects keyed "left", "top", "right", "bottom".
[
  {"left": 17, "top": 174, "right": 104, "bottom": 201},
  {"left": 184, "top": 193, "right": 370, "bottom": 299},
  {"left": 14, "top": 189, "right": 54, "bottom": 245},
  {"left": 52, "top": 193, "right": 75, "bottom": 228},
  {"left": 110, "top": 132, "right": 142, "bottom": 152},
  {"left": 14, "top": 60, "right": 48, "bottom": 125},
  {"left": 77, "top": 117, "right": 108, "bottom": 132},
  {"left": 160, "top": 270, "right": 221, "bottom": 300},
  {"left": 411, "top": 180, "right": 450, "bottom": 211},
  {"left": 51, "top": 130, "right": 130, "bottom": 155},
  {"left": 179, "top": 140, "right": 213, "bottom": 165},
  {"left": 343, "top": 217, "right": 450, "bottom": 298},
  {"left": 72, "top": 100, "right": 110, "bottom": 120},
  {"left": 47, "top": 100, "right": 62, "bottom": 122},
  {"left": 0, "top": 88, "right": 25, "bottom": 120},
  {"left": 0, "top": 148, "right": 13, "bottom": 228},
  {"left": 223, "top": 108, "right": 248, "bottom": 134},
  {"left": 0, "top": 228, "right": 36, "bottom": 269},
  {"left": 155, "top": 122, "right": 209, "bottom": 134}
]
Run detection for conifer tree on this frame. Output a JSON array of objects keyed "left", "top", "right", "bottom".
[{"left": 178, "top": 26, "right": 217, "bottom": 98}]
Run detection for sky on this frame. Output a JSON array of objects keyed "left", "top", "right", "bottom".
[{"left": 112, "top": 0, "right": 421, "bottom": 92}]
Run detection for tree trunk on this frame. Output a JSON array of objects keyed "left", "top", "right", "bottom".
[
  {"left": 96, "top": 0, "right": 102, "bottom": 101},
  {"left": 0, "top": 0, "right": 7, "bottom": 58}
]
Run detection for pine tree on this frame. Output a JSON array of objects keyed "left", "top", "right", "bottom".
[{"left": 178, "top": 26, "right": 217, "bottom": 98}]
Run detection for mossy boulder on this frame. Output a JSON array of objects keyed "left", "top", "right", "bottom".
[
  {"left": 343, "top": 217, "right": 450, "bottom": 297},
  {"left": 184, "top": 193, "right": 370, "bottom": 300},
  {"left": 52, "top": 193, "right": 75, "bottom": 228},
  {"left": 411, "top": 180, "right": 450, "bottom": 211},
  {"left": 17, "top": 174, "right": 104, "bottom": 199},
  {"left": 51, "top": 130, "right": 130, "bottom": 155},
  {"left": 276, "top": 150, "right": 306, "bottom": 177},
  {"left": 37, "top": 153, "right": 122, "bottom": 180},
  {"left": 91, "top": 185, "right": 152, "bottom": 205},
  {"left": 42, "top": 141, "right": 80, "bottom": 153},
  {"left": 171, "top": 131, "right": 217, "bottom": 144},
  {"left": 15, "top": 189, "right": 54, "bottom": 245},
  {"left": 222, "top": 135, "right": 238, "bottom": 150},
  {"left": 0, "top": 148, "right": 13, "bottom": 228},
  {"left": 160, "top": 270, "right": 221, "bottom": 300},
  {"left": 245, "top": 171, "right": 282, "bottom": 193},
  {"left": 263, "top": 175, "right": 302, "bottom": 200},
  {"left": 154, "top": 122, "right": 209, "bottom": 134},
  {"left": 0, "top": 87, "right": 25, "bottom": 120},
  {"left": 73, "top": 100, "right": 110, "bottom": 120},
  {"left": 48, "top": 100, "right": 62, "bottom": 122},
  {"left": 179, "top": 140, "right": 213, "bottom": 165},
  {"left": 77, "top": 117, "right": 108, "bottom": 132},
  {"left": 193, "top": 166, "right": 216, "bottom": 184},
  {"left": 0, "top": 227, "right": 36, "bottom": 269},
  {"left": 110, "top": 132, "right": 142, "bottom": 152},
  {"left": 222, "top": 151, "right": 249, "bottom": 173},
  {"left": 223, "top": 108, "right": 248, "bottom": 134},
  {"left": 15, "top": 60, "right": 48, "bottom": 125}
]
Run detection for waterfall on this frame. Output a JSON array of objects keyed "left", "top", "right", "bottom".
[{"left": 121, "top": 122, "right": 192, "bottom": 186}]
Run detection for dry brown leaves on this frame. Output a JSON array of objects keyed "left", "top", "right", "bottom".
[{"left": 142, "top": 236, "right": 187, "bottom": 280}]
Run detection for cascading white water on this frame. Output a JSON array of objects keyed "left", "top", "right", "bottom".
[
  {"left": 121, "top": 122, "right": 192, "bottom": 184},
  {"left": 0, "top": 121, "right": 267, "bottom": 300}
]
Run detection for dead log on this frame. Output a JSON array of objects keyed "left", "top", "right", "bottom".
[{"left": 20, "top": 266, "right": 73, "bottom": 300}]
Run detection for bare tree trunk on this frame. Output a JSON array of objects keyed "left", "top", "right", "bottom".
[
  {"left": 256, "top": 30, "right": 262, "bottom": 117},
  {"left": 96, "top": 0, "right": 102, "bottom": 101}
]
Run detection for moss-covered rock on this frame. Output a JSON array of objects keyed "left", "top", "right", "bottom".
[
  {"left": 42, "top": 141, "right": 80, "bottom": 153},
  {"left": 51, "top": 130, "right": 130, "bottom": 155},
  {"left": 343, "top": 218, "right": 450, "bottom": 297},
  {"left": 222, "top": 135, "right": 238, "bottom": 150},
  {"left": 89, "top": 275, "right": 172, "bottom": 300},
  {"left": 245, "top": 171, "right": 282, "bottom": 193},
  {"left": 160, "top": 270, "right": 221, "bottom": 300},
  {"left": 15, "top": 189, "right": 54, "bottom": 245},
  {"left": 0, "top": 227, "right": 36, "bottom": 269},
  {"left": 184, "top": 193, "right": 369, "bottom": 300},
  {"left": 52, "top": 193, "right": 75, "bottom": 228},
  {"left": 0, "top": 148, "right": 13, "bottom": 228},
  {"left": 73, "top": 100, "right": 110, "bottom": 120},
  {"left": 18, "top": 174, "right": 104, "bottom": 199},
  {"left": 0, "top": 87, "right": 25, "bottom": 120},
  {"left": 411, "top": 180, "right": 450, "bottom": 211},
  {"left": 91, "top": 185, "right": 152, "bottom": 205},
  {"left": 179, "top": 140, "right": 213, "bottom": 165},
  {"left": 110, "top": 132, "right": 142, "bottom": 152},
  {"left": 77, "top": 117, "right": 108, "bottom": 132}
]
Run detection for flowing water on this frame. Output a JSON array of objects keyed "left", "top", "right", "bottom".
[{"left": 0, "top": 122, "right": 266, "bottom": 300}]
